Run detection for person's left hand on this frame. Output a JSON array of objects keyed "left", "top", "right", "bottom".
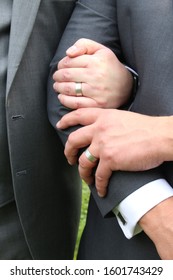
[
  {"left": 53, "top": 38, "right": 133, "bottom": 109},
  {"left": 57, "top": 108, "right": 165, "bottom": 197}
]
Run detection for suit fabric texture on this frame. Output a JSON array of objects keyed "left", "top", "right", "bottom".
[
  {"left": 5, "top": 0, "right": 82, "bottom": 260},
  {"left": 48, "top": 0, "right": 173, "bottom": 259}
]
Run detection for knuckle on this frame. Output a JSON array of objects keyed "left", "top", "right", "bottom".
[
  {"left": 58, "top": 56, "right": 69, "bottom": 69},
  {"left": 97, "top": 98, "right": 107, "bottom": 108},
  {"left": 74, "top": 108, "right": 83, "bottom": 118},
  {"left": 63, "top": 56, "right": 71, "bottom": 66},
  {"left": 64, "top": 84, "right": 72, "bottom": 95},
  {"left": 93, "top": 55, "right": 104, "bottom": 66},
  {"left": 101, "top": 148, "right": 113, "bottom": 162},
  {"left": 67, "top": 133, "right": 75, "bottom": 146},
  {"left": 79, "top": 156, "right": 87, "bottom": 169},
  {"left": 77, "top": 38, "right": 85, "bottom": 43},
  {"left": 74, "top": 99, "right": 84, "bottom": 108},
  {"left": 62, "top": 69, "right": 72, "bottom": 81},
  {"left": 97, "top": 122, "right": 107, "bottom": 134},
  {"left": 95, "top": 174, "right": 104, "bottom": 182}
]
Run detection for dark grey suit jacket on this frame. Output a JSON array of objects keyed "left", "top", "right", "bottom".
[
  {"left": 7, "top": 0, "right": 82, "bottom": 260},
  {"left": 48, "top": 0, "right": 173, "bottom": 259}
]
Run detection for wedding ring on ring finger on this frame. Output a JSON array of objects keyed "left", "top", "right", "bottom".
[
  {"left": 85, "top": 149, "right": 98, "bottom": 163},
  {"left": 75, "top": 82, "right": 83, "bottom": 96}
]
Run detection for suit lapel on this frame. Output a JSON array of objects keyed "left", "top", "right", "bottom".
[{"left": 6, "top": 0, "right": 41, "bottom": 94}]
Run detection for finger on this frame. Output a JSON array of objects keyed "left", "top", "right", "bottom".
[
  {"left": 56, "top": 108, "right": 100, "bottom": 129},
  {"left": 64, "top": 125, "right": 94, "bottom": 164},
  {"left": 54, "top": 79, "right": 97, "bottom": 101},
  {"left": 58, "top": 55, "right": 91, "bottom": 70},
  {"left": 66, "top": 38, "right": 106, "bottom": 57},
  {"left": 66, "top": 45, "right": 87, "bottom": 58},
  {"left": 53, "top": 82, "right": 76, "bottom": 95},
  {"left": 53, "top": 68, "right": 87, "bottom": 83},
  {"left": 64, "top": 141, "right": 79, "bottom": 166},
  {"left": 58, "top": 94, "right": 98, "bottom": 109},
  {"left": 54, "top": 81, "right": 89, "bottom": 97},
  {"left": 78, "top": 149, "right": 98, "bottom": 185},
  {"left": 95, "top": 159, "right": 113, "bottom": 197}
]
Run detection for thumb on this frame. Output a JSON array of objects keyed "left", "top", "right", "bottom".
[{"left": 66, "top": 38, "right": 106, "bottom": 57}]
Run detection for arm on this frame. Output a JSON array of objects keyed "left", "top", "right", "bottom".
[
  {"left": 57, "top": 109, "right": 173, "bottom": 188},
  {"left": 47, "top": 0, "right": 121, "bottom": 145},
  {"left": 48, "top": 1, "right": 165, "bottom": 216},
  {"left": 47, "top": 1, "right": 173, "bottom": 259},
  {"left": 57, "top": 106, "right": 173, "bottom": 259}
]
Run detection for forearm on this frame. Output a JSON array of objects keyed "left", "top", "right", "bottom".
[{"left": 47, "top": 1, "right": 173, "bottom": 218}]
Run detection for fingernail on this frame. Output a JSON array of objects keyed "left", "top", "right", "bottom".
[
  {"left": 53, "top": 83, "right": 56, "bottom": 90},
  {"left": 56, "top": 121, "right": 60, "bottom": 128},
  {"left": 66, "top": 45, "right": 77, "bottom": 54}
]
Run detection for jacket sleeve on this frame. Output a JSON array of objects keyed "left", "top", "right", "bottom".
[
  {"left": 47, "top": 0, "right": 121, "bottom": 139},
  {"left": 47, "top": 0, "right": 163, "bottom": 217}
]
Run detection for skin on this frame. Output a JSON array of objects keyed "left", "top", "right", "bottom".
[
  {"left": 139, "top": 196, "right": 173, "bottom": 260},
  {"left": 57, "top": 107, "right": 173, "bottom": 260},
  {"left": 53, "top": 39, "right": 133, "bottom": 109},
  {"left": 57, "top": 108, "right": 173, "bottom": 195},
  {"left": 54, "top": 39, "right": 173, "bottom": 259}
]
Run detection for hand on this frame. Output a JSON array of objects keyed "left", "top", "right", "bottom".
[
  {"left": 139, "top": 196, "right": 173, "bottom": 259},
  {"left": 57, "top": 108, "right": 172, "bottom": 197},
  {"left": 53, "top": 39, "right": 133, "bottom": 109}
]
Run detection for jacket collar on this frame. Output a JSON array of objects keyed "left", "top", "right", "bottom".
[{"left": 7, "top": 0, "right": 41, "bottom": 94}]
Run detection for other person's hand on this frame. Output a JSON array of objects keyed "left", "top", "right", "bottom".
[
  {"left": 53, "top": 39, "right": 133, "bottom": 109},
  {"left": 57, "top": 108, "right": 171, "bottom": 197}
]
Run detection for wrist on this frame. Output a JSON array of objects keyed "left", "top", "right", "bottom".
[
  {"left": 139, "top": 196, "right": 173, "bottom": 242},
  {"left": 160, "top": 116, "right": 173, "bottom": 161}
]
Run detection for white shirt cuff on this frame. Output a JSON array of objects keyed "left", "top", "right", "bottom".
[{"left": 112, "top": 179, "right": 173, "bottom": 239}]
